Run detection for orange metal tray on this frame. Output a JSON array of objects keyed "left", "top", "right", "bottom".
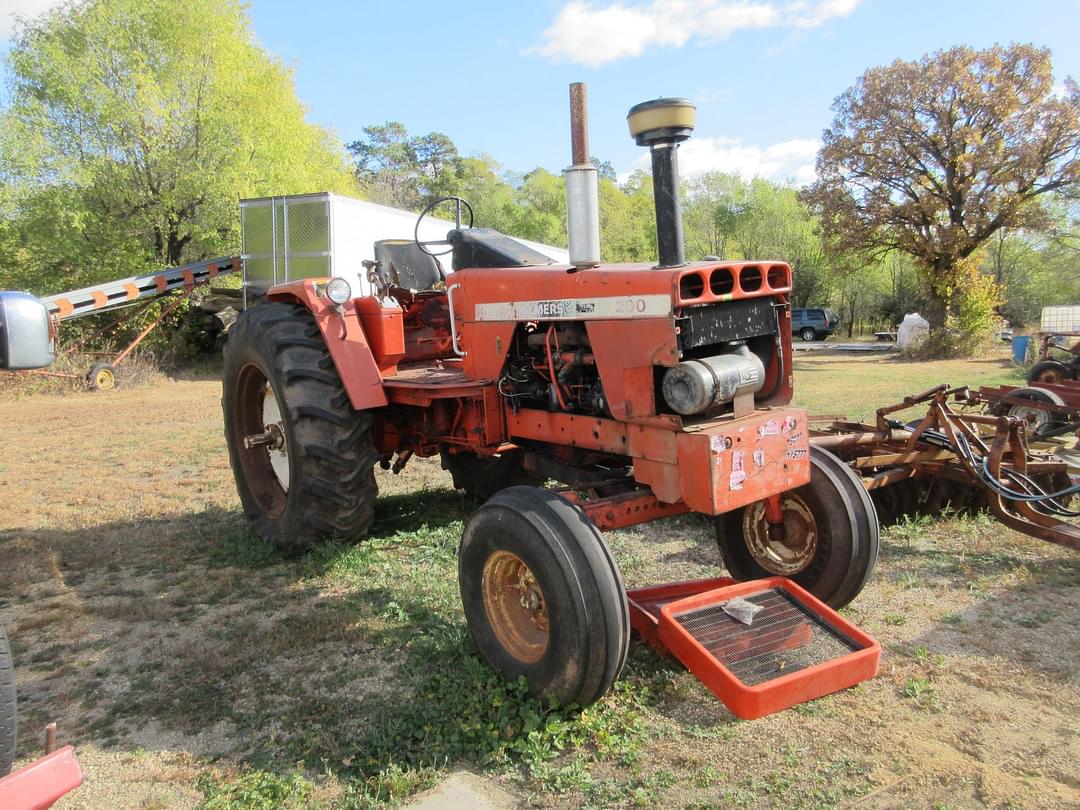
[
  {"left": 656, "top": 577, "right": 880, "bottom": 720},
  {"left": 626, "top": 577, "right": 736, "bottom": 651}
]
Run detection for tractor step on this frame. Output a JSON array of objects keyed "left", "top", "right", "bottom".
[{"left": 627, "top": 577, "right": 879, "bottom": 719}]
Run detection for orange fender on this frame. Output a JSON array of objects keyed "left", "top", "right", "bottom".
[{"left": 265, "top": 279, "right": 388, "bottom": 411}]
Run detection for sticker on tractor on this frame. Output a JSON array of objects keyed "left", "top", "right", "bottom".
[
  {"left": 753, "top": 449, "right": 766, "bottom": 470},
  {"left": 757, "top": 419, "right": 780, "bottom": 438},
  {"left": 474, "top": 294, "right": 672, "bottom": 322},
  {"left": 785, "top": 448, "right": 808, "bottom": 460}
]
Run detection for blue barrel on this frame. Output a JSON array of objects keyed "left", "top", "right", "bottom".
[{"left": 1012, "top": 335, "right": 1031, "bottom": 364}]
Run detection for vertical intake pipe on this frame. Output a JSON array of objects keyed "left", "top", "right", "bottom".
[
  {"left": 627, "top": 98, "right": 696, "bottom": 268},
  {"left": 564, "top": 82, "right": 601, "bottom": 268}
]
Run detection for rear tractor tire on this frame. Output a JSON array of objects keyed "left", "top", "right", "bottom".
[
  {"left": 459, "top": 487, "right": 630, "bottom": 706},
  {"left": 223, "top": 302, "right": 379, "bottom": 554},
  {"left": 0, "top": 623, "right": 16, "bottom": 777},
  {"left": 715, "top": 445, "right": 880, "bottom": 609}
]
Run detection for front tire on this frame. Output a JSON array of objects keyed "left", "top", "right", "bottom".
[
  {"left": 223, "top": 302, "right": 379, "bottom": 553},
  {"left": 715, "top": 446, "right": 880, "bottom": 608},
  {"left": 0, "top": 624, "right": 16, "bottom": 777},
  {"left": 459, "top": 487, "right": 629, "bottom": 706}
]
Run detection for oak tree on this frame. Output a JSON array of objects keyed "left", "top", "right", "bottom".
[{"left": 804, "top": 44, "right": 1080, "bottom": 332}]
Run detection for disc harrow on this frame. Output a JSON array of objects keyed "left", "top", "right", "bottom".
[{"left": 810, "top": 384, "right": 1080, "bottom": 550}]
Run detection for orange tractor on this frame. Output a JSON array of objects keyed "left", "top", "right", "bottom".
[{"left": 221, "top": 86, "right": 879, "bottom": 707}]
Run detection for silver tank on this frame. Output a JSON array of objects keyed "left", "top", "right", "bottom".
[{"left": 661, "top": 344, "right": 765, "bottom": 416}]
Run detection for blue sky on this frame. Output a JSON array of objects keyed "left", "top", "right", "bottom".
[{"left": 2, "top": 0, "right": 1080, "bottom": 185}]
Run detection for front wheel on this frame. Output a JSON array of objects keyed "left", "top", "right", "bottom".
[
  {"left": 715, "top": 446, "right": 880, "bottom": 608},
  {"left": 0, "top": 624, "right": 16, "bottom": 777},
  {"left": 223, "top": 302, "right": 379, "bottom": 553},
  {"left": 459, "top": 487, "right": 629, "bottom": 706}
]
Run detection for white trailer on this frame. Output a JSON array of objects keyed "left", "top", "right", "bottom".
[{"left": 240, "top": 193, "right": 570, "bottom": 304}]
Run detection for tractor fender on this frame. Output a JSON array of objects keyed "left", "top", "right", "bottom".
[{"left": 265, "top": 279, "right": 388, "bottom": 410}]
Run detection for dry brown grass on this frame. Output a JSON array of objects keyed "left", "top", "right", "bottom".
[{"left": 0, "top": 352, "right": 1077, "bottom": 809}]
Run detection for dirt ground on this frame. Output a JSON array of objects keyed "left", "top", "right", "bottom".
[{"left": 0, "top": 354, "right": 1077, "bottom": 809}]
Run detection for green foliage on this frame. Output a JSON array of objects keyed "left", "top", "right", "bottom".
[
  {"left": 348, "top": 123, "right": 459, "bottom": 209},
  {"left": 197, "top": 768, "right": 312, "bottom": 809},
  {"left": 804, "top": 43, "right": 1080, "bottom": 344},
  {"left": 0, "top": 0, "right": 356, "bottom": 295}
]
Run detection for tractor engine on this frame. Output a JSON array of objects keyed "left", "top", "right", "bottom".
[
  {"left": 499, "top": 323, "right": 606, "bottom": 415},
  {"left": 497, "top": 295, "right": 784, "bottom": 419}
]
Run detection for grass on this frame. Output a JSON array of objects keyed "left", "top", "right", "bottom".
[
  {"left": 1, "top": 349, "right": 1078, "bottom": 808},
  {"left": 790, "top": 350, "right": 1025, "bottom": 421}
]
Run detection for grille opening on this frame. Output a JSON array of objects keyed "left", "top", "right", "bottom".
[
  {"left": 672, "top": 587, "right": 860, "bottom": 686},
  {"left": 767, "top": 265, "right": 788, "bottom": 289},
  {"left": 710, "top": 268, "right": 734, "bottom": 296},
  {"left": 679, "top": 272, "right": 706, "bottom": 300},
  {"left": 739, "top": 266, "right": 763, "bottom": 292}
]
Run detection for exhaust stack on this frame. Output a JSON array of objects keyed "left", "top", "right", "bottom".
[
  {"left": 564, "top": 83, "right": 601, "bottom": 268},
  {"left": 627, "top": 97, "right": 696, "bottom": 268}
]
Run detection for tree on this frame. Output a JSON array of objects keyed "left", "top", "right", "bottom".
[
  {"left": 804, "top": 44, "right": 1080, "bottom": 337},
  {"left": 0, "top": 0, "right": 356, "bottom": 294},
  {"left": 348, "top": 124, "right": 461, "bottom": 210}
]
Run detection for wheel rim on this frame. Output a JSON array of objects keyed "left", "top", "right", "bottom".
[
  {"left": 94, "top": 367, "right": 115, "bottom": 390},
  {"left": 1034, "top": 368, "right": 1065, "bottom": 385},
  {"left": 1008, "top": 403, "right": 1053, "bottom": 432},
  {"left": 741, "top": 492, "right": 818, "bottom": 575},
  {"left": 482, "top": 550, "right": 549, "bottom": 664},
  {"left": 234, "top": 363, "right": 289, "bottom": 517},
  {"left": 262, "top": 387, "right": 290, "bottom": 489},
  {"left": 802, "top": 329, "right": 816, "bottom": 341}
]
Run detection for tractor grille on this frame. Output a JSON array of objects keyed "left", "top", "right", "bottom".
[{"left": 672, "top": 587, "right": 860, "bottom": 686}]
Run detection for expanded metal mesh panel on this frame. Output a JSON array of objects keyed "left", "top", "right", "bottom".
[
  {"left": 672, "top": 587, "right": 859, "bottom": 686},
  {"left": 243, "top": 258, "right": 274, "bottom": 289},
  {"left": 1041, "top": 306, "right": 1080, "bottom": 332},
  {"left": 241, "top": 195, "right": 332, "bottom": 293},
  {"left": 286, "top": 255, "right": 331, "bottom": 279},
  {"left": 285, "top": 199, "right": 330, "bottom": 255}
]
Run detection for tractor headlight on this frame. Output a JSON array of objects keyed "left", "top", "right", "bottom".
[{"left": 324, "top": 277, "right": 352, "bottom": 305}]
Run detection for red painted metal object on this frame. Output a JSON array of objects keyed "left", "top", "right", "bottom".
[
  {"left": 626, "top": 577, "right": 737, "bottom": 651},
  {"left": 0, "top": 746, "right": 82, "bottom": 810},
  {"left": 655, "top": 578, "right": 880, "bottom": 720}
]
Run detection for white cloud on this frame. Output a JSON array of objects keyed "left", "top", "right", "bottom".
[
  {"left": 528, "top": 0, "right": 860, "bottom": 66},
  {"left": 0, "top": 0, "right": 65, "bottom": 38},
  {"left": 623, "top": 135, "right": 820, "bottom": 186}
]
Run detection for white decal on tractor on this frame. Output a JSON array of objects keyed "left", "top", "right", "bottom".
[{"left": 474, "top": 294, "right": 671, "bottom": 322}]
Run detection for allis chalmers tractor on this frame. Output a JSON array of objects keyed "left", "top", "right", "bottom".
[{"left": 218, "top": 86, "right": 880, "bottom": 708}]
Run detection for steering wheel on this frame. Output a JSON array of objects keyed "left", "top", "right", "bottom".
[{"left": 414, "top": 196, "right": 474, "bottom": 257}]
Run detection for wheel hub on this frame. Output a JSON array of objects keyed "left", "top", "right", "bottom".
[
  {"left": 1008, "top": 404, "right": 1051, "bottom": 432},
  {"left": 260, "top": 384, "right": 289, "bottom": 491},
  {"left": 743, "top": 493, "right": 817, "bottom": 575},
  {"left": 482, "top": 550, "right": 549, "bottom": 664}
]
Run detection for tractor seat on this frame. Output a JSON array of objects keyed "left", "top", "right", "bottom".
[{"left": 372, "top": 239, "right": 446, "bottom": 295}]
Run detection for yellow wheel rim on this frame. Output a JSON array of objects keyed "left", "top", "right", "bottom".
[{"left": 482, "top": 550, "right": 549, "bottom": 664}]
